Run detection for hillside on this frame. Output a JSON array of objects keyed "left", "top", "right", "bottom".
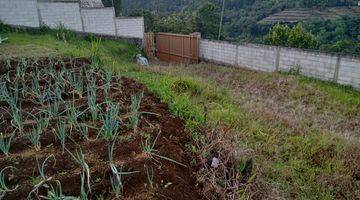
[
  {"left": 261, "top": 6, "right": 360, "bottom": 24},
  {"left": 123, "top": 0, "right": 359, "bottom": 55}
]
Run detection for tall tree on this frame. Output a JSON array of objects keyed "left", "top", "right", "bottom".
[
  {"left": 195, "top": 3, "right": 220, "bottom": 39},
  {"left": 102, "top": 0, "right": 122, "bottom": 16}
]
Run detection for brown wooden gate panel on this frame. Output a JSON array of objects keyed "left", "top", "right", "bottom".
[
  {"left": 156, "top": 32, "right": 200, "bottom": 64},
  {"left": 144, "top": 32, "right": 155, "bottom": 60}
]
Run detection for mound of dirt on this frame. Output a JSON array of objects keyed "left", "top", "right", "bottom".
[{"left": 0, "top": 58, "right": 203, "bottom": 199}]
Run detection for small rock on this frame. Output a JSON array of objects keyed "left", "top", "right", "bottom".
[{"left": 211, "top": 157, "right": 219, "bottom": 168}]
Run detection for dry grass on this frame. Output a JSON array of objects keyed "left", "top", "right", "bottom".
[
  {"left": 147, "top": 61, "right": 360, "bottom": 199},
  {"left": 149, "top": 61, "right": 360, "bottom": 142}
]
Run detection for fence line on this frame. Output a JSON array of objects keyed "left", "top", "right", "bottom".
[
  {"left": 200, "top": 39, "right": 360, "bottom": 89},
  {"left": 0, "top": 0, "right": 144, "bottom": 39}
]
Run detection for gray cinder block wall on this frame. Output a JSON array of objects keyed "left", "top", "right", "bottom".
[
  {"left": 0, "top": 0, "right": 40, "bottom": 27},
  {"left": 338, "top": 57, "right": 360, "bottom": 88},
  {"left": 0, "top": 0, "right": 144, "bottom": 39},
  {"left": 200, "top": 39, "right": 360, "bottom": 89},
  {"left": 115, "top": 17, "right": 144, "bottom": 39},
  {"left": 81, "top": 7, "right": 117, "bottom": 36},
  {"left": 38, "top": 1, "right": 83, "bottom": 32}
]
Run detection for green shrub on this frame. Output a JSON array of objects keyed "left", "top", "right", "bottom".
[
  {"left": 265, "top": 23, "right": 291, "bottom": 46},
  {"left": 288, "top": 23, "right": 317, "bottom": 49},
  {"left": 266, "top": 23, "right": 317, "bottom": 49}
]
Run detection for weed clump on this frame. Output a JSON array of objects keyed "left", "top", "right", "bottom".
[{"left": 171, "top": 79, "right": 202, "bottom": 95}]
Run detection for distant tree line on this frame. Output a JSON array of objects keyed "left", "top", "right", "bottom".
[{"left": 121, "top": 0, "right": 360, "bottom": 55}]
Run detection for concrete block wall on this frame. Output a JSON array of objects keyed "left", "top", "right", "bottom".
[
  {"left": 81, "top": 8, "right": 116, "bottom": 36},
  {"left": 0, "top": 0, "right": 144, "bottom": 39},
  {"left": 200, "top": 39, "right": 360, "bottom": 89},
  {"left": 279, "top": 48, "right": 338, "bottom": 81},
  {"left": 115, "top": 17, "right": 144, "bottom": 39},
  {"left": 38, "top": 1, "right": 83, "bottom": 32},
  {"left": 237, "top": 44, "right": 277, "bottom": 72},
  {"left": 337, "top": 57, "right": 360, "bottom": 88},
  {"left": 200, "top": 40, "right": 237, "bottom": 65},
  {"left": 0, "top": 0, "right": 40, "bottom": 27}
]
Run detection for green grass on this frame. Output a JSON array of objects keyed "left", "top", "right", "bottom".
[{"left": 1, "top": 28, "right": 359, "bottom": 199}]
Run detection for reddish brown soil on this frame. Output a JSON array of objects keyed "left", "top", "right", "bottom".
[{"left": 0, "top": 58, "right": 203, "bottom": 199}]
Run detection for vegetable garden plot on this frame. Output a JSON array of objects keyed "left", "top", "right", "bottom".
[{"left": 0, "top": 57, "right": 202, "bottom": 199}]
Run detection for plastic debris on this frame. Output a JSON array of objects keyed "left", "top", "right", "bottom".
[
  {"left": 136, "top": 54, "right": 149, "bottom": 67},
  {"left": 211, "top": 157, "right": 220, "bottom": 168}
]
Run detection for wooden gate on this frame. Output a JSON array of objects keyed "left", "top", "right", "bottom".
[
  {"left": 154, "top": 32, "right": 200, "bottom": 64},
  {"left": 144, "top": 32, "right": 155, "bottom": 60}
]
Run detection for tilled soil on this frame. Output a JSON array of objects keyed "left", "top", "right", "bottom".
[{"left": 0, "top": 58, "right": 203, "bottom": 199}]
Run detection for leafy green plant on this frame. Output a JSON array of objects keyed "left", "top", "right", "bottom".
[
  {"left": 108, "top": 141, "right": 123, "bottom": 196},
  {"left": 51, "top": 99, "right": 61, "bottom": 119},
  {"left": 129, "top": 92, "right": 159, "bottom": 132},
  {"left": 40, "top": 180, "right": 78, "bottom": 200},
  {"left": 0, "top": 132, "right": 14, "bottom": 156},
  {"left": 142, "top": 130, "right": 186, "bottom": 167},
  {"left": 10, "top": 106, "right": 24, "bottom": 134},
  {"left": 144, "top": 164, "right": 154, "bottom": 188},
  {"left": 103, "top": 69, "right": 112, "bottom": 99},
  {"left": 54, "top": 83, "right": 63, "bottom": 102},
  {"left": 266, "top": 23, "right": 317, "bottom": 49},
  {"left": 66, "top": 104, "right": 80, "bottom": 131},
  {"left": 90, "top": 38, "right": 102, "bottom": 67},
  {"left": 53, "top": 24, "right": 78, "bottom": 43},
  {"left": 100, "top": 101, "right": 120, "bottom": 141},
  {"left": 67, "top": 148, "right": 91, "bottom": 193},
  {"left": 87, "top": 82, "right": 98, "bottom": 122},
  {"left": 65, "top": 70, "right": 84, "bottom": 98},
  {"left": 78, "top": 124, "right": 89, "bottom": 141},
  {"left": 28, "top": 126, "right": 42, "bottom": 151},
  {"left": 28, "top": 155, "right": 56, "bottom": 199},
  {"left": 56, "top": 120, "right": 67, "bottom": 154},
  {"left": 0, "top": 166, "right": 19, "bottom": 199},
  {"left": 80, "top": 172, "right": 88, "bottom": 200},
  {"left": 265, "top": 23, "right": 291, "bottom": 46},
  {"left": 130, "top": 92, "right": 143, "bottom": 132},
  {"left": 73, "top": 70, "right": 84, "bottom": 98},
  {"left": 36, "top": 155, "right": 55, "bottom": 180},
  {"left": 108, "top": 141, "right": 139, "bottom": 197}
]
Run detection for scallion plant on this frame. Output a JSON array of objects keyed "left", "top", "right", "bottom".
[
  {"left": 108, "top": 141, "right": 139, "bottom": 197},
  {"left": 66, "top": 104, "right": 80, "bottom": 131},
  {"left": 74, "top": 70, "right": 84, "bottom": 98},
  {"left": 80, "top": 172, "right": 88, "bottom": 200},
  {"left": 130, "top": 92, "right": 143, "bottom": 132},
  {"left": 67, "top": 148, "right": 91, "bottom": 193},
  {"left": 39, "top": 180, "right": 78, "bottom": 200},
  {"left": 78, "top": 124, "right": 89, "bottom": 141},
  {"left": 100, "top": 101, "right": 120, "bottom": 141},
  {"left": 103, "top": 70, "right": 112, "bottom": 99},
  {"left": 10, "top": 106, "right": 23, "bottom": 134},
  {"left": 36, "top": 155, "right": 55, "bottom": 180},
  {"left": 87, "top": 82, "right": 98, "bottom": 122},
  {"left": 108, "top": 141, "right": 122, "bottom": 196},
  {"left": 56, "top": 120, "right": 67, "bottom": 154},
  {"left": 142, "top": 130, "right": 187, "bottom": 167},
  {"left": 0, "top": 132, "right": 14, "bottom": 156},
  {"left": 28, "top": 127, "right": 41, "bottom": 151},
  {"left": 144, "top": 164, "right": 154, "bottom": 188},
  {"left": 0, "top": 166, "right": 19, "bottom": 199}
]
